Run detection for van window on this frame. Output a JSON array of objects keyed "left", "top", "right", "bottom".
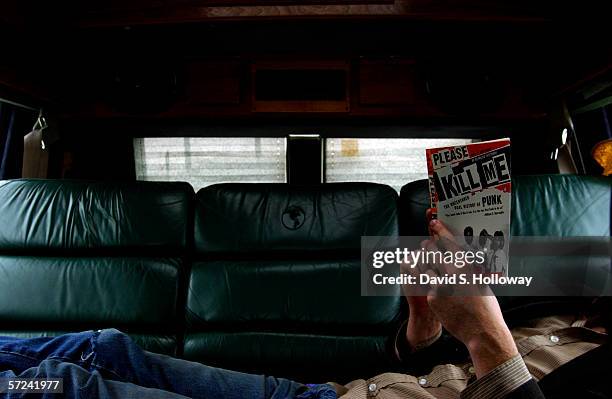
[
  {"left": 134, "top": 137, "right": 286, "bottom": 190},
  {"left": 325, "top": 138, "right": 475, "bottom": 191}
]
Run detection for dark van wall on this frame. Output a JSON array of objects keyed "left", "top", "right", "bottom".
[
  {"left": 51, "top": 127, "right": 136, "bottom": 181},
  {"left": 3, "top": 4, "right": 611, "bottom": 182},
  {"left": 50, "top": 19, "right": 559, "bottom": 181},
  {"left": 53, "top": 119, "right": 556, "bottom": 182}
]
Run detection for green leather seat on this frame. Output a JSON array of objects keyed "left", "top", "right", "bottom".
[
  {"left": 0, "top": 179, "right": 194, "bottom": 356},
  {"left": 186, "top": 183, "right": 402, "bottom": 383},
  {"left": 509, "top": 175, "right": 611, "bottom": 298},
  {"left": 400, "top": 174, "right": 611, "bottom": 236},
  {"left": 399, "top": 174, "right": 611, "bottom": 314},
  {"left": 511, "top": 175, "right": 610, "bottom": 236},
  {"left": 0, "top": 175, "right": 607, "bottom": 383}
]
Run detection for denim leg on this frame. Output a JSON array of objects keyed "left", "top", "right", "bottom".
[
  {"left": 0, "top": 331, "right": 96, "bottom": 374},
  {"left": 91, "top": 329, "right": 319, "bottom": 399},
  {"left": 1, "top": 330, "right": 337, "bottom": 399},
  {"left": 1, "top": 359, "right": 190, "bottom": 399}
]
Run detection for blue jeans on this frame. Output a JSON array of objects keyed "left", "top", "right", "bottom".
[{"left": 0, "top": 329, "right": 337, "bottom": 399}]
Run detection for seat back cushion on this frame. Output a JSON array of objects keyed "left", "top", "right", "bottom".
[
  {"left": 399, "top": 174, "right": 611, "bottom": 316},
  {"left": 511, "top": 175, "right": 610, "bottom": 236},
  {"left": 187, "top": 183, "right": 401, "bottom": 382},
  {"left": 0, "top": 179, "right": 193, "bottom": 356},
  {"left": 399, "top": 175, "right": 611, "bottom": 237}
]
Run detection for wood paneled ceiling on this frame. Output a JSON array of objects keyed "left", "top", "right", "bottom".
[
  {"left": 0, "top": 0, "right": 609, "bottom": 105},
  {"left": 3, "top": 0, "right": 605, "bottom": 29}
]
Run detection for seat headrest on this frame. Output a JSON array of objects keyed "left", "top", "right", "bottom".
[
  {"left": 511, "top": 175, "right": 610, "bottom": 236},
  {"left": 0, "top": 179, "right": 193, "bottom": 252},
  {"left": 194, "top": 183, "right": 398, "bottom": 254},
  {"left": 399, "top": 175, "right": 611, "bottom": 237},
  {"left": 398, "top": 179, "right": 429, "bottom": 236}
]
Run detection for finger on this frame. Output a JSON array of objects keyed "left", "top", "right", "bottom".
[
  {"left": 424, "top": 239, "right": 438, "bottom": 254},
  {"left": 429, "top": 219, "right": 462, "bottom": 252},
  {"left": 426, "top": 208, "right": 437, "bottom": 237},
  {"left": 416, "top": 240, "right": 433, "bottom": 268},
  {"left": 402, "top": 255, "right": 423, "bottom": 277},
  {"left": 425, "top": 268, "right": 438, "bottom": 280},
  {"left": 425, "top": 236, "right": 458, "bottom": 276},
  {"left": 423, "top": 240, "right": 445, "bottom": 277},
  {"left": 414, "top": 249, "right": 430, "bottom": 275},
  {"left": 428, "top": 218, "right": 452, "bottom": 241},
  {"left": 402, "top": 251, "right": 431, "bottom": 296},
  {"left": 410, "top": 248, "right": 429, "bottom": 277},
  {"left": 423, "top": 240, "right": 439, "bottom": 270}
]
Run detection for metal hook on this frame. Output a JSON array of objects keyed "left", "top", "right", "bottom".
[{"left": 33, "top": 110, "right": 48, "bottom": 131}]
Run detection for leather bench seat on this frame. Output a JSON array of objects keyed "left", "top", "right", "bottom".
[
  {"left": 399, "top": 174, "right": 611, "bottom": 318},
  {"left": 511, "top": 175, "right": 610, "bottom": 236},
  {"left": 399, "top": 174, "right": 611, "bottom": 237},
  {"left": 186, "top": 183, "right": 402, "bottom": 382},
  {"left": 0, "top": 175, "right": 609, "bottom": 382},
  {"left": 0, "top": 179, "right": 194, "bottom": 356}
]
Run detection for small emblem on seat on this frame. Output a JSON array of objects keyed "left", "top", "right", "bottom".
[{"left": 282, "top": 206, "right": 306, "bottom": 230}]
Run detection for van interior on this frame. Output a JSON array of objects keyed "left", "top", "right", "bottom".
[{"left": 0, "top": 0, "right": 610, "bottom": 395}]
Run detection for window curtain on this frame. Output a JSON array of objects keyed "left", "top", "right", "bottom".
[{"left": 0, "top": 103, "right": 36, "bottom": 179}]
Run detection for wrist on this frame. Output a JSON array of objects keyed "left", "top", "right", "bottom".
[
  {"left": 466, "top": 329, "right": 518, "bottom": 378},
  {"left": 406, "top": 314, "right": 442, "bottom": 351}
]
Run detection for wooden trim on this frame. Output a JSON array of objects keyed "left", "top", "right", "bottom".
[
  {"left": 253, "top": 100, "right": 349, "bottom": 113},
  {"left": 180, "top": 0, "right": 395, "bottom": 6},
  {"left": 77, "top": 2, "right": 549, "bottom": 27},
  {"left": 251, "top": 60, "right": 350, "bottom": 113},
  {"left": 252, "top": 60, "right": 350, "bottom": 70}
]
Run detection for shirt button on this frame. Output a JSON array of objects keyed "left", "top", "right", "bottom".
[
  {"left": 418, "top": 377, "right": 428, "bottom": 386},
  {"left": 368, "top": 383, "right": 377, "bottom": 393},
  {"left": 549, "top": 335, "right": 560, "bottom": 343},
  {"left": 468, "top": 366, "right": 475, "bottom": 374}
]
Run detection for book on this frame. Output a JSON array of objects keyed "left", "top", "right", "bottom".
[{"left": 426, "top": 138, "right": 511, "bottom": 276}]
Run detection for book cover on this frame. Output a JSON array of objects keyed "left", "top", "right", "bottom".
[{"left": 426, "top": 138, "right": 511, "bottom": 276}]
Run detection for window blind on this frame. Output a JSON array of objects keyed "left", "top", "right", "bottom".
[
  {"left": 134, "top": 137, "right": 286, "bottom": 191},
  {"left": 325, "top": 138, "right": 475, "bottom": 192}
]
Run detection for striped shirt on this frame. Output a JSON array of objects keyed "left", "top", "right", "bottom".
[{"left": 334, "top": 315, "right": 607, "bottom": 399}]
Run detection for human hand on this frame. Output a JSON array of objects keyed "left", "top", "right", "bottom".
[
  {"left": 404, "top": 296, "right": 442, "bottom": 352},
  {"left": 425, "top": 218, "right": 518, "bottom": 378},
  {"left": 399, "top": 208, "right": 443, "bottom": 351}
]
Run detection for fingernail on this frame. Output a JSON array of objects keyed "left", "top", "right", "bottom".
[{"left": 429, "top": 219, "right": 439, "bottom": 227}]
